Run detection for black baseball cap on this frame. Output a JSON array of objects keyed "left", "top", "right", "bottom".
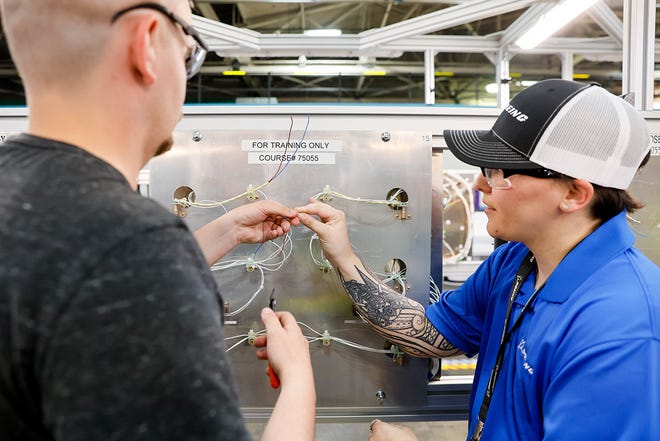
[{"left": 443, "top": 79, "right": 650, "bottom": 189}]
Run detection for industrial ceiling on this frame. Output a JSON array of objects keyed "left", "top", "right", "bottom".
[{"left": 0, "top": 0, "right": 657, "bottom": 105}]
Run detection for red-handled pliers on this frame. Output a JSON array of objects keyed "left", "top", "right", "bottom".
[{"left": 267, "top": 288, "right": 280, "bottom": 389}]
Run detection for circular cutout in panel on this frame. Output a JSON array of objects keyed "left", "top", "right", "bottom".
[
  {"left": 384, "top": 258, "right": 407, "bottom": 294},
  {"left": 386, "top": 188, "right": 408, "bottom": 210},
  {"left": 173, "top": 186, "right": 195, "bottom": 218}
]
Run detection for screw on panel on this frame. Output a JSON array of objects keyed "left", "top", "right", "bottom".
[
  {"left": 192, "top": 131, "right": 202, "bottom": 142},
  {"left": 381, "top": 132, "right": 391, "bottom": 142},
  {"left": 376, "top": 389, "right": 386, "bottom": 404}
]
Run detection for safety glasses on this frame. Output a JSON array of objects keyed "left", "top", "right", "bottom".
[
  {"left": 480, "top": 167, "right": 561, "bottom": 190},
  {"left": 111, "top": 2, "right": 208, "bottom": 79}
]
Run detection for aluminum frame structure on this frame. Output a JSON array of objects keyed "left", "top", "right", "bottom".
[{"left": 191, "top": 0, "right": 657, "bottom": 108}]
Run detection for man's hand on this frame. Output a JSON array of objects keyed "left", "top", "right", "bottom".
[
  {"left": 253, "top": 308, "right": 312, "bottom": 388},
  {"left": 227, "top": 200, "right": 300, "bottom": 244},
  {"left": 194, "top": 200, "right": 300, "bottom": 265},
  {"left": 254, "top": 308, "right": 316, "bottom": 441}
]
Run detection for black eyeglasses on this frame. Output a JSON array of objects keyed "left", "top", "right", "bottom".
[
  {"left": 480, "top": 167, "right": 562, "bottom": 190},
  {"left": 111, "top": 2, "right": 208, "bottom": 79}
]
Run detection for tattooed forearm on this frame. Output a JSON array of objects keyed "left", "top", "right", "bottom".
[{"left": 339, "top": 266, "right": 463, "bottom": 358}]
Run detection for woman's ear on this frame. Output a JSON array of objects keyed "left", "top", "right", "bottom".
[
  {"left": 560, "top": 178, "right": 594, "bottom": 212},
  {"left": 128, "top": 16, "right": 159, "bottom": 85}
]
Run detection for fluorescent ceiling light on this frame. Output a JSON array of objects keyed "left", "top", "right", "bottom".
[
  {"left": 363, "top": 70, "right": 386, "bottom": 76},
  {"left": 515, "top": 0, "right": 599, "bottom": 50},
  {"left": 304, "top": 29, "right": 342, "bottom": 37},
  {"left": 485, "top": 83, "right": 499, "bottom": 94}
]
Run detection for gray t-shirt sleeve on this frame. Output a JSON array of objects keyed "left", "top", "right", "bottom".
[{"left": 40, "top": 226, "right": 252, "bottom": 441}]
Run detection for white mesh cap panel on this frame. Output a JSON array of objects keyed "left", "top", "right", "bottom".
[
  {"left": 529, "top": 86, "right": 650, "bottom": 189},
  {"left": 621, "top": 103, "right": 649, "bottom": 168}
]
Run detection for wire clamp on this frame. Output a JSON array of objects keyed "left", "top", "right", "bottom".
[
  {"left": 391, "top": 344, "right": 406, "bottom": 365},
  {"left": 319, "top": 258, "right": 333, "bottom": 273},
  {"left": 246, "top": 184, "right": 260, "bottom": 201},
  {"left": 318, "top": 185, "right": 333, "bottom": 202},
  {"left": 322, "top": 330, "right": 332, "bottom": 346},
  {"left": 247, "top": 329, "right": 257, "bottom": 346}
]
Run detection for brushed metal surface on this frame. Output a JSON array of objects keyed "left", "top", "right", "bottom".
[{"left": 149, "top": 125, "right": 433, "bottom": 414}]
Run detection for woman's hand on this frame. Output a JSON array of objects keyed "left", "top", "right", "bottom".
[
  {"left": 295, "top": 198, "right": 355, "bottom": 266},
  {"left": 369, "top": 419, "right": 418, "bottom": 441}
]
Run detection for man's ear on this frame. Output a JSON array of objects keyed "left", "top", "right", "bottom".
[
  {"left": 129, "top": 16, "right": 159, "bottom": 85},
  {"left": 560, "top": 178, "right": 594, "bottom": 212}
]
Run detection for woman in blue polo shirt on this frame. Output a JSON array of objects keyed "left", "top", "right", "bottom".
[{"left": 296, "top": 79, "right": 660, "bottom": 441}]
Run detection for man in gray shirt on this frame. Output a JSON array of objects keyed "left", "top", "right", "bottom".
[{"left": 0, "top": 1, "right": 316, "bottom": 440}]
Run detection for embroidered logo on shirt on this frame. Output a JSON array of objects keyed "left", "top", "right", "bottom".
[{"left": 517, "top": 338, "right": 534, "bottom": 375}]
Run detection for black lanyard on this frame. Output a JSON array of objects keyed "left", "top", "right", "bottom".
[{"left": 470, "top": 251, "right": 542, "bottom": 441}]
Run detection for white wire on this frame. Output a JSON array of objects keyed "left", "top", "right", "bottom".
[
  {"left": 173, "top": 181, "right": 270, "bottom": 209},
  {"left": 226, "top": 337, "right": 250, "bottom": 353},
  {"left": 225, "top": 329, "right": 267, "bottom": 353},
  {"left": 210, "top": 231, "right": 293, "bottom": 317},
  {"left": 210, "top": 232, "right": 292, "bottom": 273},
  {"left": 375, "top": 270, "right": 407, "bottom": 297},
  {"left": 225, "top": 334, "right": 251, "bottom": 341},
  {"left": 225, "top": 322, "right": 396, "bottom": 354},
  {"left": 224, "top": 265, "right": 265, "bottom": 317},
  {"left": 257, "top": 232, "right": 293, "bottom": 272},
  {"left": 224, "top": 321, "right": 396, "bottom": 355},
  {"left": 296, "top": 321, "right": 324, "bottom": 336},
  {"left": 443, "top": 239, "right": 457, "bottom": 257},
  {"left": 308, "top": 234, "right": 332, "bottom": 271},
  {"left": 331, "top": 336, "right": 395, "bottom": 354},
  {"left": 312, "top": 186, "right": 408, "bottom": 208},
  {"left": 429, "top": 275, "right": 441, "bottom": 304}
]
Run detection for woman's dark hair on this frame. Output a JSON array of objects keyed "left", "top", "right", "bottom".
[{"left": 585, "top": 151, "right": 651, "bottom": 222}]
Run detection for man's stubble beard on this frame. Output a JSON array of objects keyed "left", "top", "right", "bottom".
[{"left": 153, "top": 135, "right": 174, "bottom": 157}]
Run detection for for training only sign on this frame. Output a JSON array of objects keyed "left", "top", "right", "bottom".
[{"left": 241, "top": 139, "right": 342, "bottom": 165}]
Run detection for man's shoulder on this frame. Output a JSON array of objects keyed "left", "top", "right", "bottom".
[{"left": 1, "top": 134, "right": 191, "bottom": 264}]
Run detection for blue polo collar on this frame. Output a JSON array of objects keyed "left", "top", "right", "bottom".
[{"left": 537, "top": 211, "right": 634, "bottom": 303}]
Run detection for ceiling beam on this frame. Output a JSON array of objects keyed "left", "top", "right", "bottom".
[
  {"left": 196, "top": 3, "right": 220, "bottom": 21},
  {"left": 194, "top": 15, "right": 261, "bottom": 50},
  {"left": 497, "top": 2, "right": 556, "bottom": 48},
  {"left": 192, "top": 1, "right": 633, "bottom": 59},
  {"left": 587, "top": 0, "right": 624, "bottom": 46},
  {"left": 243, "top": 2, "right": 346, "bottom": 29},
  {"left": 381, "top": 1, "right": 394, "bottom": 28},
  {"left": 358, "top": 0, "right": 536, "bottom": 50},
  {"left": 204, "top": 31, "right": 633, "bottom": 58}
]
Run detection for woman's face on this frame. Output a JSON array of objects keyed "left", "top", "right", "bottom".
[{"left": 474, "top": 171, "right": 566, "bottom": 245}]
